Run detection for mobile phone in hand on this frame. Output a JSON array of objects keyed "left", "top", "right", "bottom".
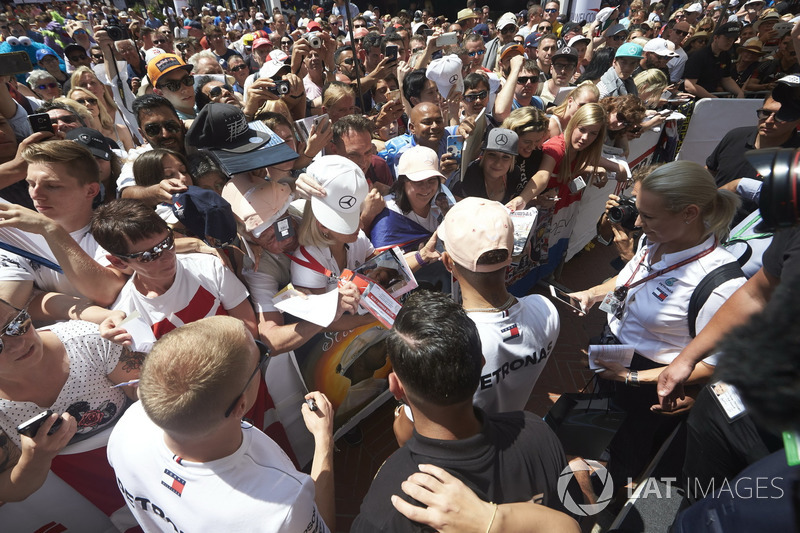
[
  {"left": 28, "top": 113, "right": 54, "bottom": 134},
  {"left": 16, "top": 410, "right": 63, "bottom": 438}
]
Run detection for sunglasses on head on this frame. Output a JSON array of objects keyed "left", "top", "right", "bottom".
[
  {"left": 115, "top": 231, "right": 175, "bottom": 263},
  {"left": 516, "top": 76, "right": 537, "bottom": 85},
  {"left": 209, "top": 84, "right": 233, "bottom": 98},
  {"left": 463, "top": 90, "right": 488, "bottom": 102},
  {"left": 157, "top": 74, "right": 194, "bottom": 92},
  {"left": 224, "top": 340, "right": 271, "bottom": 418},
  {"left": 143, "top": 120, "right": 182, "bottom": 137},
  {"left": 467, "top": 49, "right": 486, "bottom": 57},
  {"left": 37, "top": 82, "right": 60, "bottom": 90},
  {"left": 0, "top": 307, "right": 32, "bottom": 353}
]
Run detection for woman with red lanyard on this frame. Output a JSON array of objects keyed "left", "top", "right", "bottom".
[
  {"left": 568, "top": 161, "right": 744, "bottom": 489},
  {"left": 505, "top": 103, "right": 625, "bottom": 279}
]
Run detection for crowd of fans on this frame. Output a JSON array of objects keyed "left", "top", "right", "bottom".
[{"left": 0, "top": 0, "right": 799, "bottom": 531}]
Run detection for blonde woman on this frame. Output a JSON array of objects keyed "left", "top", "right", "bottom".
[
  {"left": 69, "top": 86, "right": 135, "bottom": 151},
  {"left": 547, "top": 82, "right": 600, "bottom": 138},
  {"left": 70, "top": 67, "right": 134, "bottom": 145}
]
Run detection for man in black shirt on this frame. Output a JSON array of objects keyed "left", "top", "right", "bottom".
[
  {"left": 706, "top": 94, "right": 800, "bottom": 187},
  {"left": 684, "top": 22, "right": 744, "bottom": 98},
  {"left": 350, "top": 291, "right": 569, "bottom": 532}
]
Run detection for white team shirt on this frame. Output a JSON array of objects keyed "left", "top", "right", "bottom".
[
  {"left": 0, "top": 223, "right": 111, "bottom": 296},
  {"left": 290, "top": 232, "right": 374, "bottom": 291},
  {"left": 112, "top": 253, "right": 249, "bottom": 338},
  {"left": 469, "top": 295, "right": 560, "bottom": 413},
  {"left": 608, "top": 235, "right": 745, "bottom": 365},
  {"left": 108, "top": 402, "right": 329, "bottom": 533}
]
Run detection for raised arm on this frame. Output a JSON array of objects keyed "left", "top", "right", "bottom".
[{"left": 301, "top": 391, "right": 335, "bottom": 531}]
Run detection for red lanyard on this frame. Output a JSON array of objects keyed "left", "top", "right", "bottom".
[
  {"left": 286, "top": 246, "right": 334, "bottom": 278},
  {"left": 619, "top": 238, "right": 717, "bottom": 293}
]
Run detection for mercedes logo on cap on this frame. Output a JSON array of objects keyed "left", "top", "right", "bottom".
[
  {"left": 339, "top": 195, "right": 356, "bottom": 209},
  {"left": 495, "top": 133, "right": 508, "bottom": 145},
  {"left": 449, "top": 74, "right": 458, "bottom": 84}
]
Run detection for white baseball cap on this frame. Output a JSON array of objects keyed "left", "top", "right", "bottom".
[
  {"left": 643, "top": 37, "right": 678, "bottom": 57},
  {"left": 497, "top": 12, "right": 518, "bottom": 31},
  {"left": 426, "top": 55, "right": 464, "bottom": 99},
  {"left": 306, "top": 155, "right": 368, "bottom": 235},
  {"left": 397, "top": 146, "right": 445, "bottom": 182},
  {"left": 568, "top": 34, "right": 591, "bottom": 46},
  {"left": 686, "top": 3, "right": 703, "bottom": 12}
]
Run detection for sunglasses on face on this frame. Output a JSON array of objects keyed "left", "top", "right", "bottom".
[
  {"left": 37, "top": 82, "right": 60, "bottom": 90},
  {"left": 115, "top": 231, "right": 175, "bottom": 262},
  {"left": 230, "top": 64, "right": 248, "bottom": 72},
  {"left": 516, "top": 76, "right": 537, "bottom": 85},
  {"left": 463, "top": 90, "right": 488, "bottom": 102},
  {"left": 73, "top": 29, "right": 87, "bottom": 35},
  {"left": 224, "top": 340, "right": 271, "bottom": 418},
  {"left": 208, "top": 84, "right": 233, "bottom": 98},
  {"left": 342, "top": 57, "right": 355, "bottom": 65},
  {"left": 539, "top": 25, "right": 552, "bottom": 31},
  {"left": 157, "top": 75, "right": 194, "bottom": 92},
  {"left": 610, "top": 34, "right": 626, "bottom": 40},
  {"left": 674, "top": 29, "right": 689, "bottom": 36},
  {"left": 0, "top": 308, "right": 32, "bottom": 353},
  {"left": 50, "top": 114, "right": 78, "bottom": 125},
  {"left": 68, "top": 54, "right": 88, "bottom": 62},
  {"left": 756, "top": 108, "right": 787, "bottom": 123},
  {"left": 467, "top": 49, "right": 486, "bottom": 57},
  {"left": 75, "top": 97, "right": 98, "bottom": 106},
  {"left": 143, "top": 120, "right": 182, "bottom": 137},
  {"left": 501, "top": 26, "right": 516, "bottom": 34},
  {"left": 544, "top": 8, "right": 558, "bottom": 13},
  {"left": 552, "top": 62, "right": 575, "bottom": 71}
]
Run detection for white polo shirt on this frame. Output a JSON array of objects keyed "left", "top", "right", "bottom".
[{"left": 608, "top": 235, "right": 745, "bottom": 365}]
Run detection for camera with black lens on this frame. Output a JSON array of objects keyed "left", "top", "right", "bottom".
[
  {"left": 176, "top": 42, "right": 188, "bottom": 51},
  {"left": 305, "top": 31, "right": 322, "bottom": 49},
  {"left": 105, "top": 25, "right": 128, "bottom": 41},
  {"left": 745, "top": 148, "right": 800, "bottom": 231},
  {"left": 271, "top": 79, "right": 291, "bottom": 96},
  {"left": 607, "top": 195, "right": 639, "bottom": 230}
]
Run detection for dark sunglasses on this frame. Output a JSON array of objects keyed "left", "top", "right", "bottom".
[
  {"left": 68, "top": 54, "right": 89, "bottom": 62},
  {"left": 37, "top": 82, "right": 60, "bottom": 90},
  {"left": 674, "top": 29, "right": 688, "bottom": 36},
  {"left": 75, "top": 97, "right": 98, "bottom": 106},
  {"left": 342, "top": 57, "right": 355, "bottom": 65},
  {"left": 516, "top": 76, "right": 537, "bottom": 85},
  {"left": 209, "top": 84, "right": 233, "bottom": 98},
  {"left": 544, "top": 8, "right": 559, "bottom": 13},
  {"left": 539, "top": 26, "right": 552, "bottom": 32},
  {"left": 115, "top": 231, "right": 175, "bottom": 263},
  {"left": 224, "top": 340, "right": 271, "bottom": 418},
  {"left": 50, "top": 114, "right": 79, "bottom": 124},
  {"left": 143, "top": 120, "right": 182, "bottom": 137},
  {"left": 756, "top": 108, "right": 787, "bottom": 123},
  {"left": 552, "top": 62, "right": 575, "bottom": 71},
  {"left": 463, "top": 90, "right": 488, "bottom": 102},
  {"left": 157, "top": 75, "right": 194, "bottom": 92},
  {"left": 610, "top": 34, "right": 627, "bottom": 40},
  {"left": 467, "top": 49, "right": 486, "bottom": 57},
  {"left": 230, "top": 64, "right": 248, "bottom": 72},
  {"left": 0, "top": 308, "right": 32, "bottom": 353}
]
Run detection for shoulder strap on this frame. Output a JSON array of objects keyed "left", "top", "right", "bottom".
[{"left": 688, "top": 262, "right": 746, "bottom": 338}]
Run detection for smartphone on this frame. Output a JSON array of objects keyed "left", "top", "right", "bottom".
[
  {"left": 659, "top": 109, "right": 672, "bottom": 117},
  {"left": 386, "top": 89, "right": 401, "bottom": 102},
  {"left": 313, "top": 113, "right": 330, "bottom": 129},
  {"left": 436, "top": 32, "right": 458, "bottom": 47},
  {"left": 548, "top": 285, "right": 585, "bottom": 313},
  {"left": 423, "top": 28, "right": 434, "bottom": 37},
  {"left": 385, "top": 44, "right": 398, "bottom": 62},
  {"left": 0, "top": 51, "right": 34, "bottom": 77},
  {"left": 28, "top": 113, "right": 54, "bottom": 134},
  {"left": 16, "top": 410, "right": 63, "bottom": 438},
  {"left": 446, "top": 135, "right": 464, "bottom": 161}
]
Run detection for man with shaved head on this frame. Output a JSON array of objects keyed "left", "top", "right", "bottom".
[{"left": 380, "top": 102, "right": 448, "bottom": 179}]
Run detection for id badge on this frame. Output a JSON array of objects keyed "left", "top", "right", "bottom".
[
  {"left": 709, "top": 381, "right": 747, "bottom": 422},
  {"left": 274, "top": 216, "right": 295, "bottom": 241},
  {"left": 599, "top": 291, "right": 623, "bottom": 315}
]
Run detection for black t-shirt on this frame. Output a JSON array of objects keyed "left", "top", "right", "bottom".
[
  {"left": 684, "top": 45, "right": 732, "bottom": 93},
  {"left": 350, "top": 409, "right": 568, "bottom": 532},
  {"left": 753, "top": 57, "right": 800, "bottom": 85},
  {"left": 451, "top": 159, "right": 522, "bottom": 204},
  {"left": 731, "top": 60, "right": 759, "bottom": 87},
  {"left": 706, "top": 126, "right": 800, "bottom": 187},
  {"left": 762, "top": 224, "right": 800, "bottom": 280}
]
